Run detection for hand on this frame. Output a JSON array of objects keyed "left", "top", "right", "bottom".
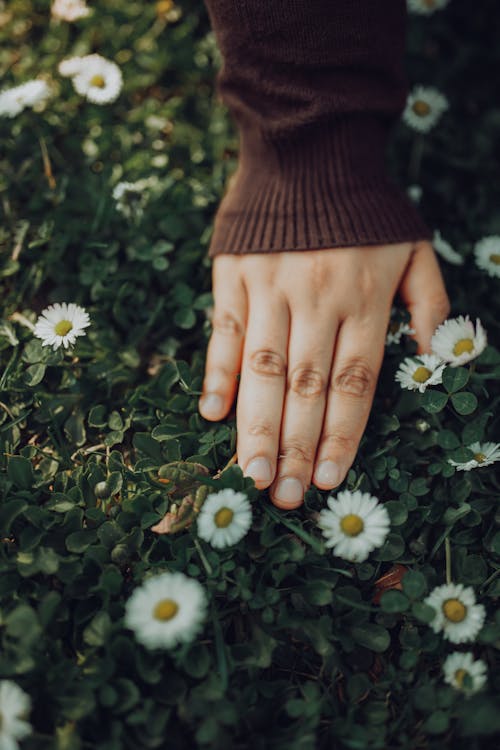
[{"left": 198, "top": 241, "right": 450, "bottom": 510}]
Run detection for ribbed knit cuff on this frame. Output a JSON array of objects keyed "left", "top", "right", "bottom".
[{"left": 207, "top": 115, "right": 431, "bottom": 258}]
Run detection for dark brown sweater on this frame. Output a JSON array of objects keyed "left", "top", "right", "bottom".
[{"left": 203, "top": 0, "right": 432, "bottom": 258}]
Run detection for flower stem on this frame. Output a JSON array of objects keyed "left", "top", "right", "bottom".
[
  {"left": 194, "top": 538, "right": 213, "bottom": 576},
  {"left": 445, "top": 536, "right": 452, "bottom": 584}
]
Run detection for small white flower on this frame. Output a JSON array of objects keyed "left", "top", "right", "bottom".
[
  {"left": 433, "top": 230, "right": 464, "bottom": 265},
  {"left": 123, "top": 571, "right": 208, "bottom": 649},
  {"left": 51, "top": 0, "right": 91, "bottom": 21},
  {"left": 59, "top": 54, "right": 123, "bottom": 104},
  {"left": 431, "top": 314, "right": 487, "bottom": 366},
  {"left": 0, "top": 80, "right": 51, "bottom": 118},
  {"left": 196, "top": 488, "right": 253, "bottom": 549},
  {"left": 0, "top": 680, "right": 33, "bottom": 750},
  {"left": 424, "top": 583, "right": 486, "bottom": 644},
  {"left": 407, "top": 0, "right": 450, "bottom": 14},
  {"left": 474, "top": 236, "right": 500, "bottom": 278},
  {"left": 317, "top": 489, "right": 390, "bottom": 563},
  {"left": 442, "top": 651, "right": 487, "bottom": 695},
  {"left": 112, "top": 177, "right": 159, "bottom": 220},
  {"left": 33, "top": 302, "right": 90, "bottom": 350},
  {"left": 407, "top": 184, "right": 423, "bottom": 203},
  {"left": 386, "top": 321, "right": 416, "bottom": 346},
  {"left": 448, "top": 441, "right": 500, "bottom": 472},
  {"left": 403, "top": 85, "right": 449, "bottom": 133},
  {"left": 395, "top": 353, "right": 446, "bottom": 393}
]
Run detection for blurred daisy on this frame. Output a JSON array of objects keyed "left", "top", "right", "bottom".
[
  {"left": 33, "top": 302, "right": 90, "bottom": 350},
  {"left": 0, "top": 80, "right": 51, "bottom": 118},
  {"left": 123, "top": 571, "right": 208, "bottom": 650},
  {"left": 317, "top": 489, "right": 390, "bottom": 563},
  {"left": 431, "top": 315, "right": 487, "bottom": 366},
  {"left": 407, "top": 184, "right": 423, "bottom": 204},
  {"left": 448, "top": 441, "right": 500, "bottom": 472},
  {"left": 474, "top": 236, "right": 500, "bottom": 278},
  {"left": 395, "top": 353, "right": 446, "bottom": 393},
  {"left": 442, "top": 651, "right": 487, "bottom": 695},
  {"left": 424, "top": 583, "right": 486, "bottom": 644},
  {"left": 0, "top": 680, "right": 33, "bottom": 750},
  {"left": 112, "top": 177, "right": 159, "bottom": 220},
  {"left": 59, "top": 54, "right": 123, "bottom": 104},
  {"left": 386, "top": 320, "right": 415, "bottom": 346},
  {"left": 196, "top": 488, "right": 252, "bottom": 549},
  {"left": 51, "top": 0, "right": 91, "bottom": 21},
  {"left": 433, "top": 230, "right": 464, "bottom": 265},
  {"left": 407, "top": 0, "right": 450, "bottom": 14},
  {"left": 403, "top": 85, "right": 448, "bottom": 133}
]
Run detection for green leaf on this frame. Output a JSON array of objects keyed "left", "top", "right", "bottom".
[
  {"left": 0, "top": 498, "right": 28, "bottom": 533},
  {"left": 451, "top": 392, "right": 478, "bottom": 415},
  {"left": 421, "top": 390, "right": 448, "bottom": 413},
  {"left": 379, "top": 590, "right": 410, "bottom": 613},
  {"left": 23, "top": 362, "right": 46, "bottom": 386},
  {"left": 442, "top": 366, "right": 469, "bottom": 393},
  {"left": 401, "top": 570, "right": 427, "bottom": 599},
  {"left": 7, "top": 456, "right": 34, "bottom": 489},
  {"left": 411, "top": 601, "right": 436, "bottom": 624},
  {"left": 436, "top": 430, "right": 460, "bottom": 450},
  {"left": 351, "top": 623, "right": 391, "bottom": 653}
]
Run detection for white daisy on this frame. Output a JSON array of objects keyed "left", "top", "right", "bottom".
[
  {"left": 317, "top": 489, "right": 390, "bottom": 563},
  {"left": 0, "top": 80, "right": 51, "bottom": 118},
  {"left": 395, "top": 353, "right": 446, "bottom": 393},
  {"left": 386, "top": 321, "right": 416, "bottom": 346},
  {"left": 424, "top": 583, "right": 486, "bottom": 644},
  {"left": 474, "top": 236, "right": 500, "bottom": 278},
  {"left": 0, "top": 680, "right": 33, "bottom": 750},
  {"left": 407, "top": 0, "right": 450, "bottom": 14},
  {"left": 407, "top": 184, "right": 423, "bottom": 203},
  {"left": 430, "top": 314, "right": 487, "bottom": 366},
  {"left": 51, "top": 0, "right": 91, "bottom": 21},
  {"left": 448, "top": 441, "right": 500, "bottom": 472},
  {"left": 196, "top": 488, "right": 253, "bottom": 549},
  {"left": 112, "top": 177, "right": 159, "bottom": 220},
  {"left": 33, "top": 302, "right": 90, "bottom": 350},
  {"left": 433, "top": 230, "right": 464, "bottom": 265},
  {"left": 123, "top": 570, "right": 208, "bottom": 650},
  {"left": 442, "top": 651, "right": 487, "bottom": 695},
  {"left": 402, "top": 85, "right": 449, "bottom": 133},
  {"left": 59, "top": 54, "right": 123, "bottom": 104}
]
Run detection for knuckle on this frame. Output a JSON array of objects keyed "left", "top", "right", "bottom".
[
  {"left": 212, "top": 309, "right": 244, "bottom": 337},
  {"left": 249, "top": 348, "right": 286, "bottom": 377},
  {"left": 332, "top": 358, "right": 375, "bottom": 397},
  {"left": 321, "top": 430, "right": 358, "bottom": 455},
  {"left": 358, "top": 266, "right": 378, "bottom": 298},
  {"left": 289, "top": 365, "right": 326, "bottom": 398},
  {"left": 279, "top": 438, "right": 315, "bottom": 464},
  {"left": 247, "top": 421, "right": 275, "bottom": 438}
]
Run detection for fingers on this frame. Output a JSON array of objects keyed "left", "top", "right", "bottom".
[
  {"left": 312, "top": 309, "right": 390, "bottom": 491},
  {"left": 199, "top": 259, "right": 247, "bottom": 420},
  {"left": 398, "top": 241, "right": 451, "bottom": 354}
]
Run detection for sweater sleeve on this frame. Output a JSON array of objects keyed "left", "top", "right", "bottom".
[{"left": 203, "top": 0, "right": 432, "bottom": 259}]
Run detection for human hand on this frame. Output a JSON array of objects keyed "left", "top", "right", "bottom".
[{"left": 198, "top": 241, "right": 450, "bottom": 510}]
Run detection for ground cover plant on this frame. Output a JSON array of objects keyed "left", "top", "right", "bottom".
[{"left": 1, "top": 0, "right": 500, "bottom": 748}]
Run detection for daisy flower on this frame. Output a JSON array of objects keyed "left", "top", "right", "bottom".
[
  {"left": 59, "top": 54, "right": 123, "bottom": 104},
  {"left": 430, "top": 315, "right": 487, "bottom": 366},
  {"left": 474, "top": 235, "right": 500, "bottom": 278},
  {"left": 386, "top": 321, "right": 415, "bottom": 346},
  {"left": 51, "top": 0, "right": 91, "bottom": 21},
  {"left": 407, "top": 184, "right": 423, "bottom": 204},
  {"left": 448, "top": 441, "right": 500, "bottom": 472},
  {"left": 433, "top": 230, "right": 464, "bottom": 265},
  {"left": 402, "top": 85, "right": 449, "bottom": 133},
  {"left": 424, "top": 583, "right": 486, "bottom": 644},
  {"left": 317, "top": 489, "right": 390, "bottom": 563},
  {"left": 0, "top": 680, "right": 33, "bottom": 750},
  {"left": 112, "top": 177, "right": 159, "bottom": 220},
  {"left": 123, "top": 571, "right": 208, "bottom": 650},
  {"left": 442, "top": 651, "right": 487, "bottom": 695},
  {"left": 407, "top": 0, "right": 450, "bottom": 14},
  {"left": 0, "top": 80, "right": 51, "bottom": 118},
  {"left": 33, "top": 302, "right": 90, "bottom": 350},
  {"left": 395, "top": 353, "right": 446, "bottom": 393},
  {"left": 196, "top": 488, "right": 253, "bottom": 549}
]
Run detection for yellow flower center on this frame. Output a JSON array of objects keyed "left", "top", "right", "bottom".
[
  {"left": 54, "top": 319, "right": 73, "bottom": 336},
  {"left": 454, "top": 668, "right": 468, "bottom": 687},
  {"left": 442, "top": 598, "right": 467, "bottom": 622},
  {"left": 412, "top": 366, "right": 432, "bottom": 383},
  {"left": 340, "top": 513, "right": 364, "bottom": 536},
  {"left": 156, "top": 0, "right": 174, "bottom": 13},
  {"left": 412, "top": 100, "right": 431, "bottom": 117},
  {"left": 90, "top": 74, "right": 106, "bottom": 88},
  {"left": 153, "top": 598, "right": 179, "bottom": 621},
  {"left": 489, "top": 253, "right": 500, "bottom": 265},
  {"left": 214, "top": 507, "right": 234, "bottom": 528},
  {"left": 453, "top": 338, "right": 474, "bottom": 356},
  {"left": 474, "top": 452, "right": 487, "bottom": 463}
]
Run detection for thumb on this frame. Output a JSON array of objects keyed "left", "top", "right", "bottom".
[{"left": 397, "top": 241, "right": 451, "bottom": 354}]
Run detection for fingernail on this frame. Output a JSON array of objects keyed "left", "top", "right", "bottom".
[
  {"left": 314, "top": 460, "right": 342, "bottom": 487},
  {"left": 245, "top": 457, "right": 272, "bottom": 483},
  {"left": 199, "top": 393, "right": 223, "bottom": 417},
  {"left": 274, "top": 476, "right": 303, "bottom": 505}
]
